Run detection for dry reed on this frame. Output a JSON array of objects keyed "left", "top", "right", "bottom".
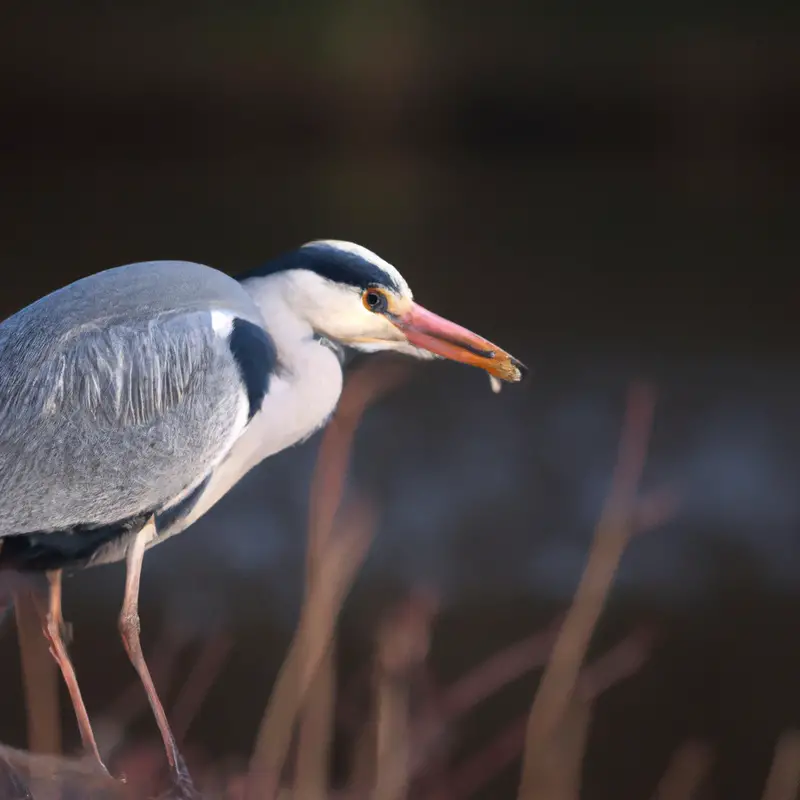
[
  {"left": 518, "top": 382, "right": 657, "bottom": 798},
  {"left": 1, "top": 374, "right": 790, "bottom": 800}
]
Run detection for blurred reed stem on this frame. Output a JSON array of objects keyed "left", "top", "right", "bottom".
[
  {"left": 247, "top": 359, "right": 408, "bottom": 800},
  {"left": 518, "top": 383, "right": 657, "bottom": 798},
  {"left": 14, "top": 586, "right": 61, "bottom": 757},
  {"left": 651, "top": 740, "right": 713, "bottom": 800},
  {"left": 761, "top": 730, "right": 800, "bottom": 800}
]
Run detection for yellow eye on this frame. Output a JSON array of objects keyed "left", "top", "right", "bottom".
[{"left": 362, "top": 288, "right": 388, "bottom": 313}]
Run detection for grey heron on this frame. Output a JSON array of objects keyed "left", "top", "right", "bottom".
[{"left": 0, "top": 240, "right": 525, "bottom": 795}]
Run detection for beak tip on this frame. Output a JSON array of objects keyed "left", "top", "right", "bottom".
[
  {"left": 489, "top": 355, "right": 528, "bottom": 386},
  {"left": 507, "top": 356, "right": 529, "bottom": 384},
  {"left": 512, "top": 357, "right": 528, "bottom": 379}
]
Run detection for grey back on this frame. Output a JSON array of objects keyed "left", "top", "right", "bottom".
[{"left": 0, "top": 261, "right": 263, "bottom": 534}]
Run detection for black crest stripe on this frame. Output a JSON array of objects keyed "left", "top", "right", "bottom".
[
  {"left": 236, "top": 243, "right": 400, "bottom": 293},
  {"left": 228, "top": 318, "right": 277, "bottom": 421}
]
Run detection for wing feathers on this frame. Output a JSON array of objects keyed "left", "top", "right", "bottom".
[{"left": 0, "top": 310, "right": 252, "bottom": 533}]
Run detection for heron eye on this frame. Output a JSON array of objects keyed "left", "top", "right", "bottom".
[{"left": 363, "top": 289, "right": 388, "bottom": 313}]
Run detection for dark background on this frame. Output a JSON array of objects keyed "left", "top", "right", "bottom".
[{"left": 1, "top": 4, "right": 799, "bottom": 798}]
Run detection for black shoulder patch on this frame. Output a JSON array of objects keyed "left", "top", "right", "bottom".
[{"left": 229, "top": 318, "right": 278, "bottom": 421}]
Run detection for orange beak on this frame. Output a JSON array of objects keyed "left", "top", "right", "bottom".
[{"left": 391, "top": 302, "right": 527, "bottom": 384}]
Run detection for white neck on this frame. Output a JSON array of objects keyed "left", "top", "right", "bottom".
[{"left": 159, "top": 273, "right": 344, "bottom": 537}]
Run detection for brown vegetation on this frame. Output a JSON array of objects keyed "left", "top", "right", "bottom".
[{"left": 0, "top": 369, "right": 795, "bottom": 800}]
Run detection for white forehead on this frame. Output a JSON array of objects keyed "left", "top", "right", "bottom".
[{"left": 303, "top": 239, "right": 412, "bottom": 297}]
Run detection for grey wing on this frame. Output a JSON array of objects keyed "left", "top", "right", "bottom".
[{"left": 0, "top": 309, "right": 253, "bottom": 535}]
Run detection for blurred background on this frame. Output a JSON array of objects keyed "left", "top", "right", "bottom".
[{"left": 1, "top": 3, "right": 799, "bottom": 798}]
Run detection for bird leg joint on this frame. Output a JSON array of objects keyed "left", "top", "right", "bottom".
[
  {"left": 46, "top": 613, "right": 73, "bottom": 647},
  {"left": 118, "top": 610, "right": 141, "bottom": 641}
]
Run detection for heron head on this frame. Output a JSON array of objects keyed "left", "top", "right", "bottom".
[{"left": 250, "top": 240, "right": 527, "bottom": 385}]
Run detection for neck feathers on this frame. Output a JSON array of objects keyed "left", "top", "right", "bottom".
[
  {"left": 238, "top": 273, "right": 311, "bottom": 360},
  {"left": 164, "top": 272, "right": 345, "bottom": 539}
]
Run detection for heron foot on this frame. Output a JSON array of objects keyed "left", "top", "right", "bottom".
[
  {"left": 157, "top": 768, "right": 204, "bottom": 800},
  {"left": 168, "top": 750, "right": 201, "bottom": 799}
]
